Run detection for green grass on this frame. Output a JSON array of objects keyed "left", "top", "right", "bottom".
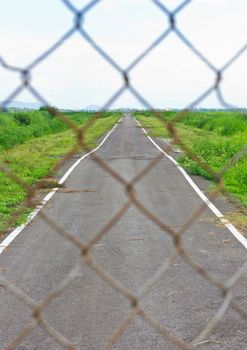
[
  {"left": 0, "top": 109, "right": 97, "bottom": 151},
  {"left": 135, "top": 110, "right": 247, "bottom": 207},
  {"left": 0, "top": 111, "right": 120, "bottom": 233}
]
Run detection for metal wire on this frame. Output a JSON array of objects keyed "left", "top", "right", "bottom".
[{"left": 0, "top": 0, "right": 247, "bottom": 349}]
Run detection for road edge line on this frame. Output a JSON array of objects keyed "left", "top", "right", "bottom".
[
  {"left": 0, "top": 119, "right": 121, "bottom": 255},
  {"left": 134, "top": 118, "right": 247, "bottom": 250}
]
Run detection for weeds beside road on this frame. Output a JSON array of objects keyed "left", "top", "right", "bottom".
[
  {"left": 135, "top": 111, "right": 247, "bottom": 208},
  {"left": 0, "top": 111, "right": 120, "bottom": 233}
]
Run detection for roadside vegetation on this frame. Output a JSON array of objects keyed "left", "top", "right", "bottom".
[
  {"left": 135, "top": 110, "right": 247, "bottom": 207},
  {"left": 0, "top": 108, "right": 94, "bottom": 151},
  {"left": 0, "top": 109, "right": 120, "bottom": 233}
]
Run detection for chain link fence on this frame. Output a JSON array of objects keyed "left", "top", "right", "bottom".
[{"left": 0, "top": 0, "right": 247, "bottom": 349}]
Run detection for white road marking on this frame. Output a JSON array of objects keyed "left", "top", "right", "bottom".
[
  {"left": 135, "top": 118, "right": 247, "bottom": 250},
  {"left": 0, "top": 120, "right": 120, "bottom": 255}
]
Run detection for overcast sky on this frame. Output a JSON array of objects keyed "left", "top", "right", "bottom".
[{"left": 0, "top": 0, "right": 246, "bottom": 109}]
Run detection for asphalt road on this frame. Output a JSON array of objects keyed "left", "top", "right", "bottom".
[{"left": 0, "top": 115, "right": 247, "bottom": 349}]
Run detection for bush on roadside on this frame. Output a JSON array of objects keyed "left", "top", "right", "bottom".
[{"left": 13, "top": 112, "right": 31, "bottom": 126}]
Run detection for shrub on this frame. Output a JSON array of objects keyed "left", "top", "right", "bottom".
[{"left": 13, "top": 112, "right": 31, "bottom": 126}]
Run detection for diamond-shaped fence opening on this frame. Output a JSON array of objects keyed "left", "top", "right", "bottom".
[
  {"left": 84, "top": 0, "right": 168, "bottom": 68},
  {"left": 130, "top": 32, "right": 215, "bottom": 108},
  {"left": 31, "top": 34, "right": 123, "bottom": 109},
  {"left": 0, "top": 0, "right": 247, "bottom": 349}
]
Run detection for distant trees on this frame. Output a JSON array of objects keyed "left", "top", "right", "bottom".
[{"left": 39, "top": 105, "right": 58, "bottom": 118}]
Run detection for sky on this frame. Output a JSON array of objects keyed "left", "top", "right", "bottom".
[{"left": 0, "top": 0, "right": 246, "bottom": 109}]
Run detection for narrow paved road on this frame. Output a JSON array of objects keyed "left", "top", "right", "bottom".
[{"left": 0, "top": 115, "right": 246, "bottom": 349}]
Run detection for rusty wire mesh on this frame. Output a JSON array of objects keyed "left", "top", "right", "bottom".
[{"left": 0, "top": 0, "right": 247, "bottom": 349}]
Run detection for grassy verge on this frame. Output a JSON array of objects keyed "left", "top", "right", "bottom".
[
  {"left": 0, "top": 109, "right": 97, "bottom": 151},
  {"left": 0, "top": 112, "right": 120, "bottom": 233},
  {"left": 135, "top": 111, "right": 247, "bottom": 208}
]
